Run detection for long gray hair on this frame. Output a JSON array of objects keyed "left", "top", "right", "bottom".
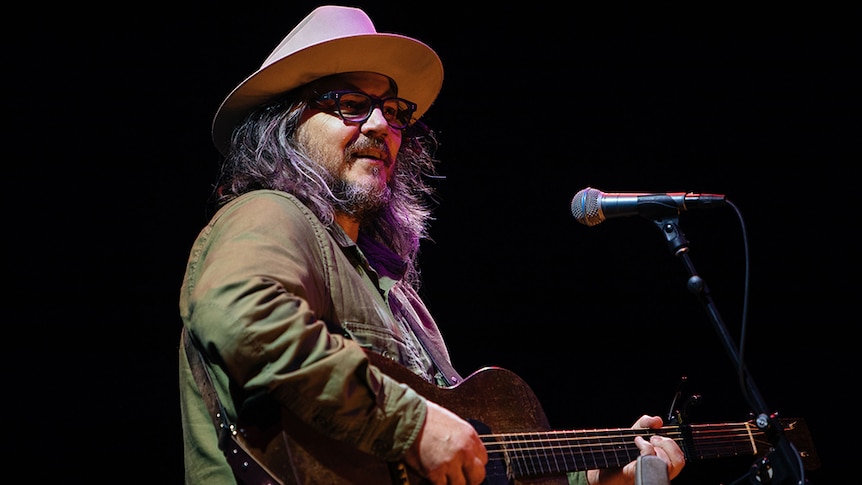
[{"left": 213, "top": 87, "right": 442, "bottom": 288}]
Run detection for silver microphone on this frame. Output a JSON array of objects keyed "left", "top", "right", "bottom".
[{"left": 571, "top": 187, "right": 727, "bottom": 226}]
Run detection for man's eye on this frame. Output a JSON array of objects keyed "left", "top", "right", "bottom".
[{"left": 341, "top": 98, "right": 368, "bottom": 114}]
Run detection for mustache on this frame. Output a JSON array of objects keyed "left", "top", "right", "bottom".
[{"left": 346, "top": 138, "right": 392, "bottom": 165}]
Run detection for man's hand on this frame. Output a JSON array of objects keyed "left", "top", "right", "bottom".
[
  {"left": 403, "top": 401, "right": 488, "bottom": 485},
  {"left": 587, "top": 415, "right": 686, "bottom": 485}
]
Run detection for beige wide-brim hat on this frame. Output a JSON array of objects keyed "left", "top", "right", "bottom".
[{"left": 211, "top": 5, "right": 444, "bottom": 155}]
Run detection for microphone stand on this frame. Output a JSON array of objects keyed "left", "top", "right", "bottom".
[{"left": 648, "top": 215, "right": 806, "bottom": 485}]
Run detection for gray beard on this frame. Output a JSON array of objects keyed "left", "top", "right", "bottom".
[{"left": 331, "top": 177, "right": 392, "bottom": 222}]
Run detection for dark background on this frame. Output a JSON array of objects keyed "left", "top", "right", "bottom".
[{"left": 12, "top": 2, "right": 856, "bottom": 483}]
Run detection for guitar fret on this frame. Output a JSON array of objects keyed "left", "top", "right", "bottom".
[
  {"left": 510, "top": 431, "right": 529, "bottom": 478},
  {"left": 551, "top": 432, "right": 572, "bottom": 474},
  {"left": 572, "top": 429, "right": 590, "bottom": 471},
  {"left": 532, "top": 431, "right": 552, "bottom": 476}
]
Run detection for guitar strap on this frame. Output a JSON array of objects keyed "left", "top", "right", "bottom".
[
  {"left": 408, "top": 319, "right": 463, "bottom": 387},
  {"left": 181, "top": 327, "right": 283, "bottom": 485},
  {"left": 389, "top": 295, "right": 463, "bottom": 386}
]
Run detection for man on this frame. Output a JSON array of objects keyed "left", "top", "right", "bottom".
[{"left": 179, "top": 6, "right": 685, "bottom": 484}]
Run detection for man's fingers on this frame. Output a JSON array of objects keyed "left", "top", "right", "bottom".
[{"left": 634, "top": 435, "right": 656, "bottom": 455}]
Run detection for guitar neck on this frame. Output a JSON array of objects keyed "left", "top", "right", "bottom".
[{"left": 483, "top": 421, "right": 792, "bottom": 480}]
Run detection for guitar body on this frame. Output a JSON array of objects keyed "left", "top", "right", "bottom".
[{"left": 235, "top": 353, "right": 567, "bottom": 484}]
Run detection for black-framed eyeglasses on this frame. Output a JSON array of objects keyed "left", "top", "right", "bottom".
[{"left": 315, "top": 91, "right": 417, "bottom": 129}]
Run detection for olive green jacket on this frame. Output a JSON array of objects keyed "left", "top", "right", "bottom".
[{"left": 178, "top": 189, "right": 588, "bottom": 484}]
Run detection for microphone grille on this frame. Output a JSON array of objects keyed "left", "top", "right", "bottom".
[{"left": 571, "top": 187, "right": 603, "bottom": 226}]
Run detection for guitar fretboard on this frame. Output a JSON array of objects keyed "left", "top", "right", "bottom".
[{"left": 480, "top": 422, "right": 765, "bottom": 479}]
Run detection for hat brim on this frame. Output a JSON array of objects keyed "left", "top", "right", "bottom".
[{"left": 212, "top": 34, "right": 444, "bottom": 155}]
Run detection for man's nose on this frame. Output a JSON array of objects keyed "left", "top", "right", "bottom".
[{"left": 362, "top": 106, "right": 391, "bottom": 132}]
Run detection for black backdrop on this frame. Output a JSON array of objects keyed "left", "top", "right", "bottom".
[{"left": 12, "top": 2, "right": 856, "bottom": 483}]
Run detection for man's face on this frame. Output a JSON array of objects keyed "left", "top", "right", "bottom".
[{"left": 296, "top": 72, "right": 405, "bottom": 218}]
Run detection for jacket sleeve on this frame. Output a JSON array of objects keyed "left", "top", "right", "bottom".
[{"left": 180, "top": 191, "right": 426, "bottom": 461}]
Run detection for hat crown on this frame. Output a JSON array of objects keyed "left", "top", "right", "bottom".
[{"left": 262, "top": 6, "right": 377, "bottom": 69}]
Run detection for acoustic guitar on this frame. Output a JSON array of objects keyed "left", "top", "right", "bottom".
[{"left": 225, "top": 352, "right": 819, "bottom": 484}]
